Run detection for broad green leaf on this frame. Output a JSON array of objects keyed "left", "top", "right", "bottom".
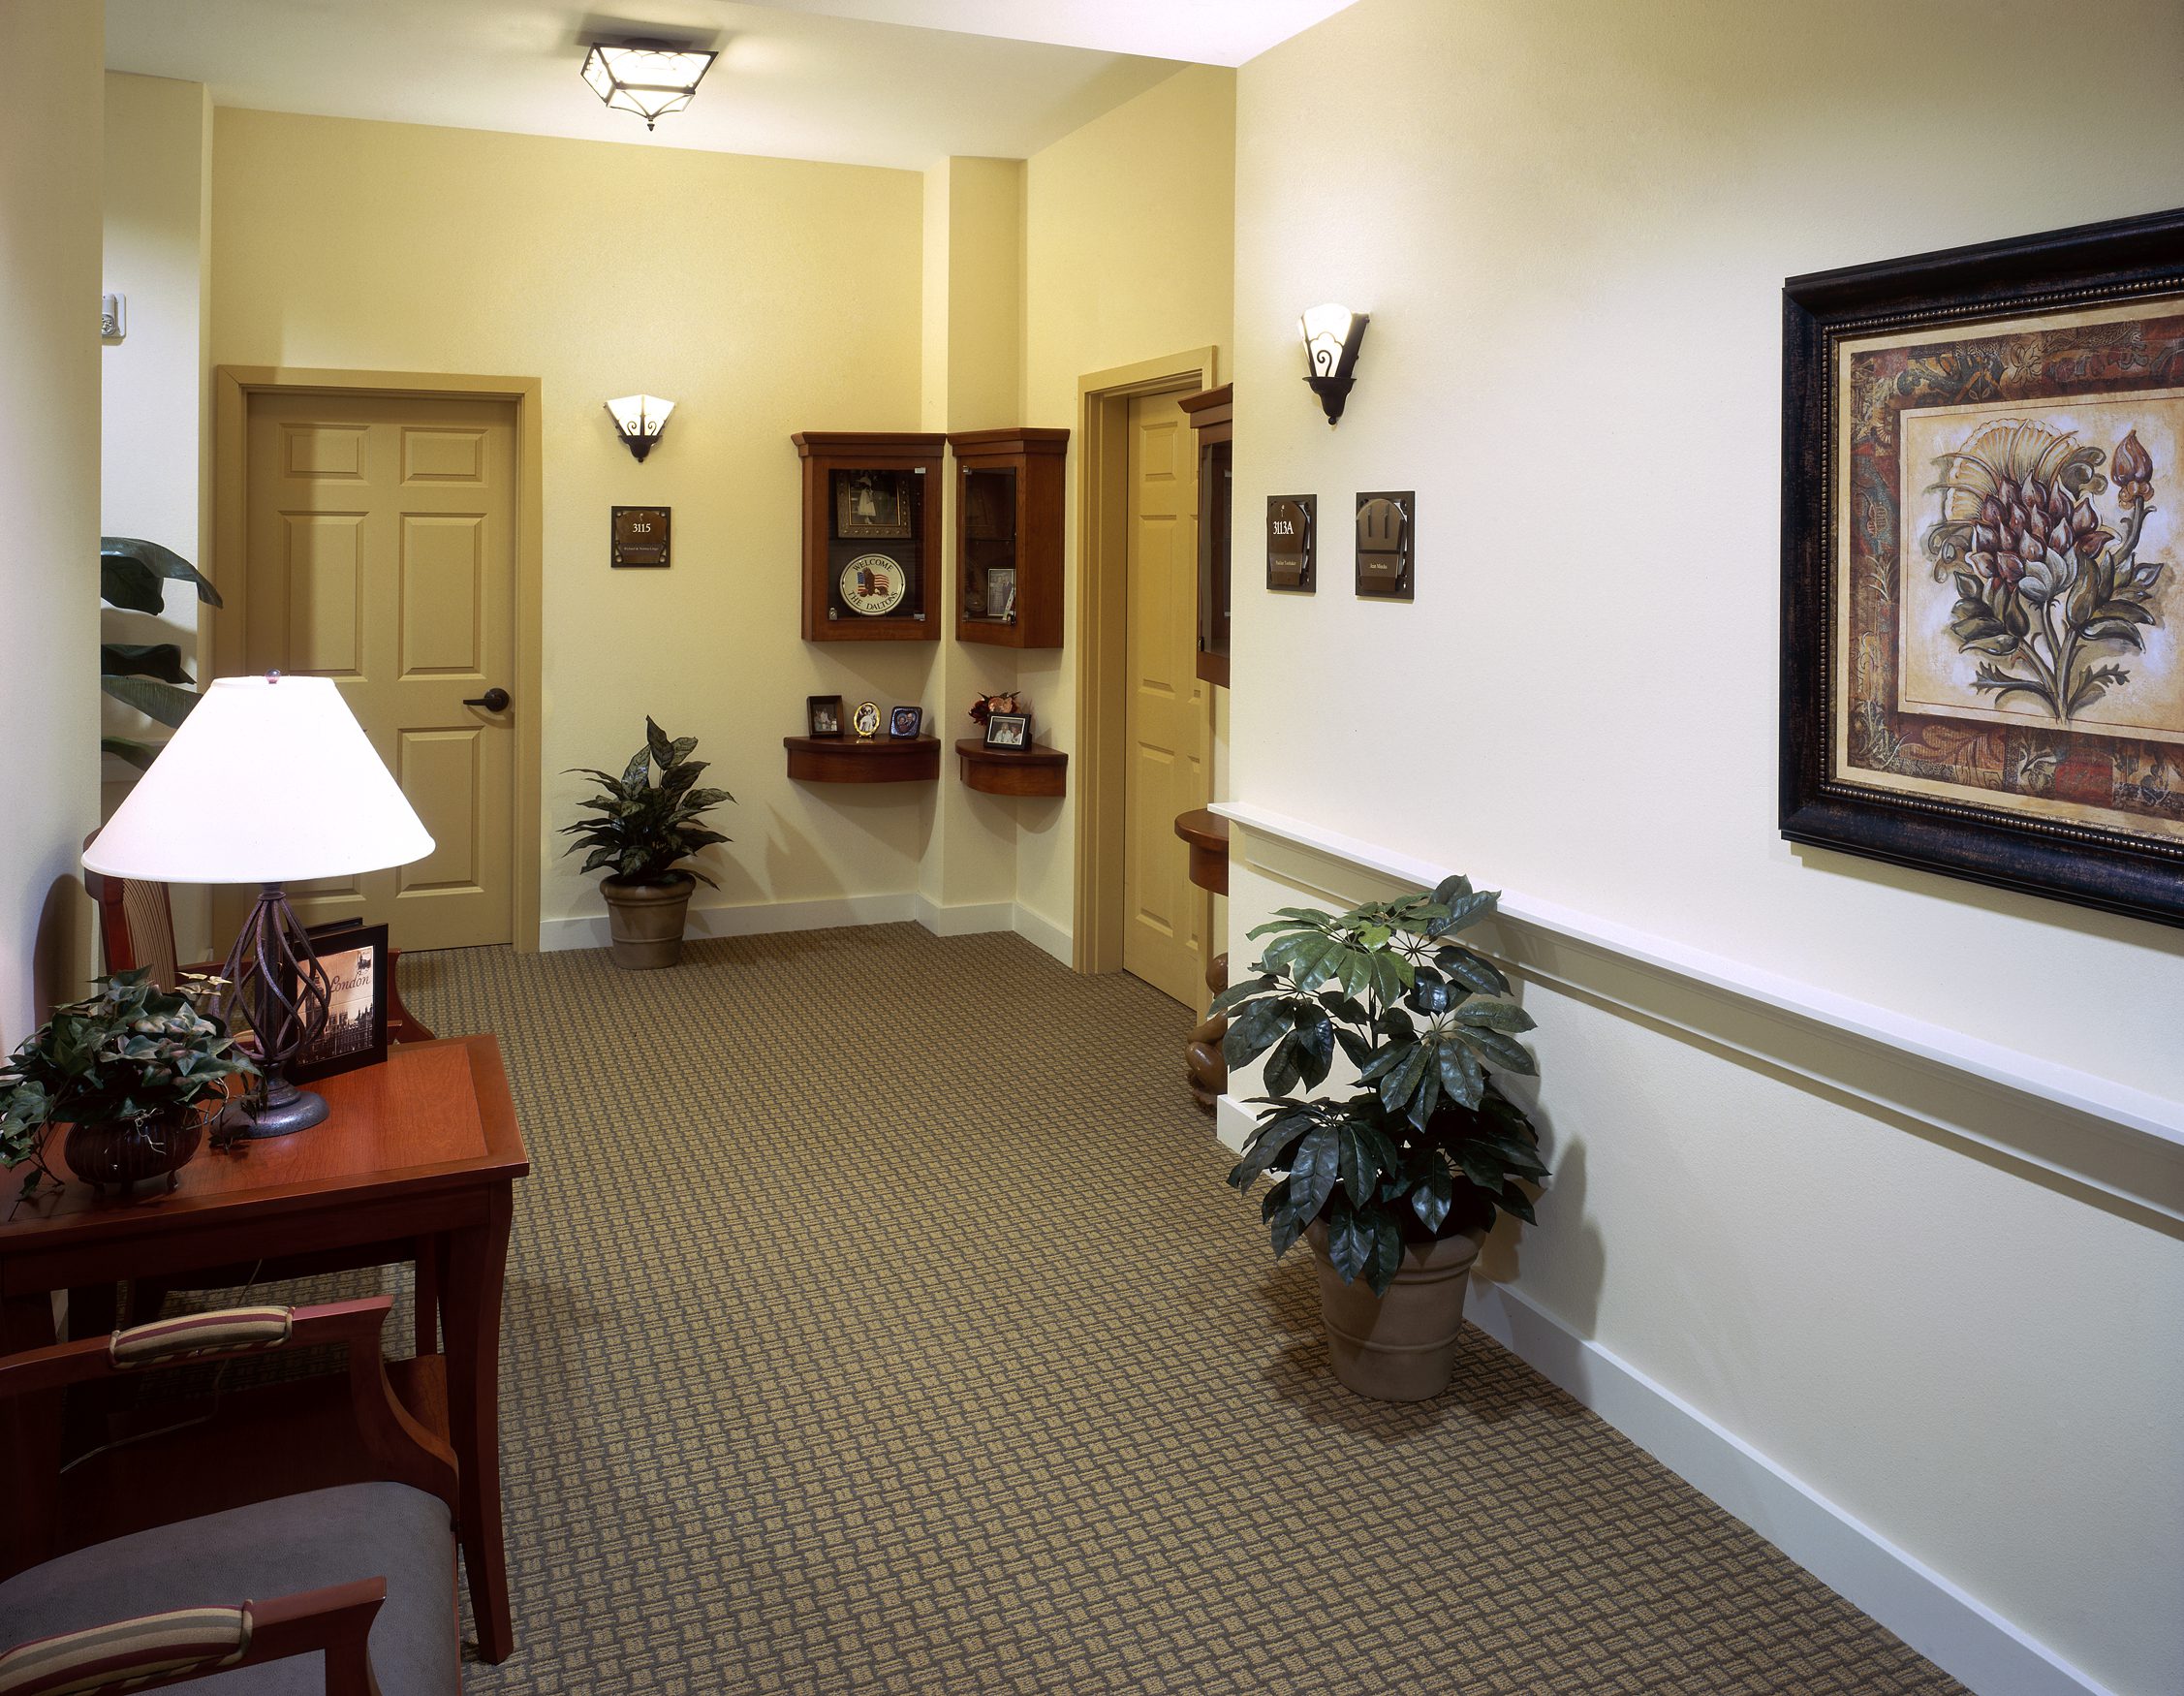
[
  {"left": 1325, "top": 1199, "right": 1372, "bottom": 1283},
  {"left": 1435, "top": 946, "right": 1509, "bottom": 994},
  {"left": 1452, "top": 999, "right": 1536, "bottom": 1034},
  {"left": 1336, "top": 1122, "right": 1381, "bottom": 1201},
  {"left": 99, "top": 643, "right": 192, "bottom": 683},
  {"left": 100, "top": 737, "right": 163, "bottom": 771},
  {"left": 1379, "top": 1039, "right": 1430, "bottom": 1114},
  {"left": 1225, "top": 998, "right": 1291, "bottom": 1067},
  {"left": 101, "top": 537, "right": 222, "bottom": 612},
  {"left": 1434, "top": 1037, "right": 1486, "bottom": 1108},
  {"left": 1263, "top": 1032, "right": 1303, "bottom": 1094},
  {"left": 1455, "top": 1025, "right": 1537, "bottom": 1075},
  {"left": 1412, "top": 1148, "right": 1453, "bottom": 1232},
  {"left": 1367, "top": 1217, "right": 1404, "bottom": 1295},
  {"left": 1289, "top": 1124, "right": 1340, "bottom": 1217},
  {"left": 100, "top": 675, "right": 200, "bottom": 728}
]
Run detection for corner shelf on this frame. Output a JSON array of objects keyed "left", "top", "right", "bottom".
[
  {"left": 784, "top": 735, "right": 940, "bottom": 784},
  {"left": 955, "top": 738, "right": 1067, "bottom": 798}
]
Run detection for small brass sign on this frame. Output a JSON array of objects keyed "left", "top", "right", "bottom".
[
  {"left": 1355, "top": 491, "right": 1414, "bottom": 600},
  {"left": 610, "top": 506, "right": 671, "bottom": 569},
  {"left": 1266, "top": 494, "right": 1316, "bottom": 592}
]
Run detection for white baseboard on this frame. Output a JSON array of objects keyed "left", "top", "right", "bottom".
[
  {"left": 1213, "top": 1092, "right": 2102, "bottom": 1695},
  {"left": 539, "top": 894, "right": 1070, "bottom": 958}
]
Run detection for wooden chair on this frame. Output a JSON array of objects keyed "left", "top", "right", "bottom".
[
  {"left": 0, "top": 1297, "right": 459, "bottom": 1695},
  {"left": 81, "top": 856, "right": 434, "bottom": 1044}
]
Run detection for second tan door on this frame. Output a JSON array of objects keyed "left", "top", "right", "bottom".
[
  {"left": 235, "top": 391, "right": 517, "bottom": 951},
  {"left": 1121, "top": 390, "right": 1212, "bottom": 1009}
]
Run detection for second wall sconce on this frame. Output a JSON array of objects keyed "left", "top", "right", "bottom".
[
  {"left": 607, "top": 394, "right": 675, "bottom": 462},
  {"left": 1299, "top": 302, "right": 1369, "bottom": 426}
]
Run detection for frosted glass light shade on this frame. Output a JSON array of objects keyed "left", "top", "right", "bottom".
[
  {"left": 581, "top": 46, "right": 716, "bottom": 129},
  {"left": 84, "top": 675, "right": 433, "bottom": 885},
  {"left": 1300, "top": 303, "right": 1366, "bottom": 380},
  {"left": 605, "top": 394, "right": 674, "bottom": 441}
]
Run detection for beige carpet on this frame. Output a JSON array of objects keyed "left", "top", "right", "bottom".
[{"left": 305, "top": 926, "right": 1954, "bottom": 1692}]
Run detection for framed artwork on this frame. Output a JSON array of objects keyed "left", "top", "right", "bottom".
[
  {"left": 985, "top": 566, "right": 1017, "bottom": 620},
  {"left": 834, "top": 469, "right": 912, "bottom": 539},
  {"left": 1783, "top": 208, "right": 2184, "bottom": 927},
  {"left": 806, "top": 694, "right": 843, "bottom": 738},
  {"left": 983, "top": 711, "right": 1030, "bottom": 750},
  {"left": 852, "top": 700, "right": 882, "bottom": 738},
  {"left": 290, "top": 922, "right": 389, "bottom": 1084},
  {"left": 889, "top": 706, "right": 922, "bottom": 738}
]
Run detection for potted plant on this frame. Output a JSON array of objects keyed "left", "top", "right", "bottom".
[
  {"left": 1, "top": 970, "right": 255, "bottom": 1196},
  {"left": 1218, "top": 875, "right": 1549, "bottom": 1401},
  {"left": 562, "top": 718, "right": 732, "bottom": 970}
]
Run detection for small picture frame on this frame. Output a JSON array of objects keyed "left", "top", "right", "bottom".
[
  {"left": 852, "top": 701, "right": 883, "bottom": 739},
  {"left": 289, "top": 921, "right": 389, "bottom": 1084},
  {"left": 834, "top": 469, "right": 912, "bottom": 539},
  {"left": 889, "top": 706, "right": 923, "bottom": 738},
  {"left": 985, "top": 566, "right": 1017, "bottom": 621},
  {"left": 983, "top": 711, "right": 1030, "bottom": 751},
  {"left": 807, "top": 694, "right": 844, "bottom": 738}
]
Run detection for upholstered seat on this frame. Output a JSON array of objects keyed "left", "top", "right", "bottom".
[{"left": 0, "top": 1485, "right": 456, "bottom": 1695}]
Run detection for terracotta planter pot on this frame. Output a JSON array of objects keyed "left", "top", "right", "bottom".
[
  {"left": 601, "top": 873, "right": 695, "bottom": 970},
  {"left": 1307, "top": 1220, "right": 1486, "bottom": 1402},
  {"left": 64, "top": 1100, "right": 215, "bottom": 1195}
]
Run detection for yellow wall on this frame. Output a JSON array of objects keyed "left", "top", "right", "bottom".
[
  {"left": 0, "top": 0, "right": 102, "bottom": 1041},
  {"left": 102, "top": 71, "right": 214, "bottom": 959},
  {"left": 210, "top": 109, "right": 927, "bottom": 941},
  {"left": 1230, "top": 2, "right": 2184, "bottom": 1690},
  {"left": 1017, "top": 65, "right": 1237, "bottom": 941}
]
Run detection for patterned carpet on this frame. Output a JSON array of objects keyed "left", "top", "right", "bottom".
[{"left": 260, "top": 926, "right": 1956, "bottom": 1692}]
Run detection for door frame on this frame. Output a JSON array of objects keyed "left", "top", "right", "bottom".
[
  {"left": 1071, "top": 347, "right": 1218, "bottom": 976},
  {"left": 210, "top": 365, "right": 546, "bottom": 954}
]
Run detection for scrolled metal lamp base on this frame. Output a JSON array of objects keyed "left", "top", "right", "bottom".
[{"left": 218, "top": 884, "right": 333, "bottom": 1141}]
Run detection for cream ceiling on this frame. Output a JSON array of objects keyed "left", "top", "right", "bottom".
[{"left": 103, "top": 0, "right": 1356, "bottom": 170}]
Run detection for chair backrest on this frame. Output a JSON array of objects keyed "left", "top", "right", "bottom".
[{"left": 81, "top": 838, "right": 180, "bottom": 989}]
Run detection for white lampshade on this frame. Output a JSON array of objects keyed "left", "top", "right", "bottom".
[
  {"left": 605, "top": 394, "right": 674, "bottom": 440},
  {"left": 84, "top": 675, "right": 433, "bottom": 885},
  {"left": 1300, "top": 302, "right": 1365, "bottom": 380}
]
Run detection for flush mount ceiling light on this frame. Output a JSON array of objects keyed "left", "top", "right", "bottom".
[
  {"left": 1299, "top": 302, "right": 1369, "bottom": 426},
  {"left": 606, "top": 394, "right": 675, "bottom": 461},
  {"left": 581, "top": 41, "right": 717, "bottom": 131}
]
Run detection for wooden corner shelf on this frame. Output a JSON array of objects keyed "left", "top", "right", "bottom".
[
  {"left": 784, "top": 734, "right": 941, "bottom": 784},
  {"left": 955, "top": 737, "right": 1068, "bottom": 798},
  {"left": 1173, "top": 806, "right": 1230, "bottom": 895}
]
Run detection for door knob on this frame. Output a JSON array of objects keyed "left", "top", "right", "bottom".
[{"left": 463, "top": 687, "right": 512, "bottom": 712}]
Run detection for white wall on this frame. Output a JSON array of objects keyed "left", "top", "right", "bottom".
[
  {"left": 101, "top": 71, "right": 213, "bottom": 959},
  {"left": 0, "top": 1, "right": 103, "bottom": 1042},
  {"left": 1230, "top": 2, "right": 2184, "bottom": 1692}
]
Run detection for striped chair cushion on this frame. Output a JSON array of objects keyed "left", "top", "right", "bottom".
[
  {"left": 108, "top": 1306, "right": 293, "bottom": 1370},
  {"left": 0, "top": 1603, "right": 251, "bottom": 1695}
]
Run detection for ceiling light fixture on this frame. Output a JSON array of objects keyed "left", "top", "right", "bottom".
[
  {"left": 606, "top": 394, "right": 675, "bottom": 461},
  {"left": 1299, "top": 302, "right": 1369, "bottom": 426},
  {"left": 581, "top": 41, "right": 717, "bottom": 131}
]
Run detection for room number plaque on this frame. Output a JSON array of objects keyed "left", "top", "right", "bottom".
[
  {"left": 1266, "top": 494, "right": 1316, "bottom": 592},
  {"left": 610, "top": 506, "right": 671, "bottom": 569}
]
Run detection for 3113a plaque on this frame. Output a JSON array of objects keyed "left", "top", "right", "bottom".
[
  {"left": 1266, "top": 494, "right": 1316, "bottom": 592},
  {"left": 610, "top": 506, "right": 671, "bottom": 569}
]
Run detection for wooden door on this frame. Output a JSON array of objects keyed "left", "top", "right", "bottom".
[
  {"left": 233, "top": 392, "right": 517, "bottom": 950},
  {"left": 1121, "top": 390, "right": 1211, "bottom": 1008}
]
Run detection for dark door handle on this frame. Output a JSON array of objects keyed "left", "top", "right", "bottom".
[{"left": 463, "top": 688, "right": 512, "bottom": 712}]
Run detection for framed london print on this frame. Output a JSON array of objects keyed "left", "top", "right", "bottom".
[
  {"left": 1783, "top": 209, "right": 2184, "bottom": 927},
  {"left": 289, "top": 921, "right": 389, "bottom": 1083}
]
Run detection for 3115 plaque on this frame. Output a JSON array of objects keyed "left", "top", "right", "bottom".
[{"left": 610, "top": 506, "right": 671, "bottom": 569}]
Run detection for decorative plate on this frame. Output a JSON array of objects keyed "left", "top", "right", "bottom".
[{"left": 840, "top": 552, "right": 908, "bottom": 616}]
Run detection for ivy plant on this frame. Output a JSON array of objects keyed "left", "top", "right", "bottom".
[
  {"left": 561, "top": 718, "right": 733, "bottom": 886},
  {"left": 1, "top": 970, "right": 254, "bottom": 1194},
  {"left": 1219, "top": 875, "right": 1548, "bottom": 1295},
  {"left": 101, "top": 537, "right": 222, "bottom": 771}
]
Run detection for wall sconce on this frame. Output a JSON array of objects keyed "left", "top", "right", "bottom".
[
  {"left": 606, "top": 394, "right": 675, "bottom": 462},
  {"left": 581, "top": 42, "right": 718, "bottom": 131},
  {"left": 1299, "top": 303, "right": 1369, "bottom": 426}
]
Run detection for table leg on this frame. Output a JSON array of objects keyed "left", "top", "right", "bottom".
[
  {"left": 442, "top": 1187, "right": 514, "bottom": 1662},
  {"left": 413, "top": 1236, "right": 445, "bottom": 1358},
  {"left": 2, "top": 1292, "right": 61, "bottom": 1572}
]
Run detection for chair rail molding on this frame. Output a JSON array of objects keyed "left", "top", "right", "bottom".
[{"left": 1212, "top": 801, "right": 2184, "bottom": 1230}]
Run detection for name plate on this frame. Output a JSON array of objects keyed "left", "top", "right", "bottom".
[
  {"left": 1266, "top": 494, "right": 1316, "bottom": 592},
  {"left": 611, "top": 506, "right": 671, "bottom": 569}
]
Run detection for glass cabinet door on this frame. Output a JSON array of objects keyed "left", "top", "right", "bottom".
[{"left": 962, "top": 466, "right": 1018, "bottom": 624}]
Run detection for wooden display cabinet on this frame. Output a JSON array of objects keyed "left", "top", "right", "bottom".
[
  {"left": 1178, "top": 385, "right": 1232, "bottom": 686},
  {"left": 949, "top": 427, "right": 1067, "bottom": 648},
  {"left": 794, "top": 431, "right": 946, "bottom": 642}
]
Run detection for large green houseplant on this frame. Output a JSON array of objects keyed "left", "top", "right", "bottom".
[
  {"left": 2, "top": 970, "right": 254, "bottom": 1195},
  {"left": 562, "top": 718, "right": 733, "bottom": 970},
  {"left": 1218, "top": 875, "right": 1549, "bottom": 1400}
]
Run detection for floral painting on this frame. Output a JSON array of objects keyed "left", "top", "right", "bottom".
[{"left": 1783, "top": 209, "right": 2184, "bottom": 927}]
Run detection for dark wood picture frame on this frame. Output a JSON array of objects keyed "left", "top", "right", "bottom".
[
  {"left": 1782, "top": 207, "right": 2184, "bottom": 928},
  {"left": 806, "top": 694, "right": 844, "bottom": 738},
  {"left": 983, "top": 710, "right": 1031, "bottom": 751},
  {"left": 290, "top": 921, "right": 390, "bottom": 1084}
]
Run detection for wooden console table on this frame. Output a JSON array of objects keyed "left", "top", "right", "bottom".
[{"left": 0, "top": 1034, "right": 528, "bottom": 1663}]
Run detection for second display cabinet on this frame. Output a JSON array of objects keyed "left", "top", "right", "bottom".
[{"left": 949, "top": 427, "right": 1067, "bottom": 648}]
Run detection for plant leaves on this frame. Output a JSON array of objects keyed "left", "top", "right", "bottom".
[
  {"left": 101, "top": 537, "right": 223, "bottom": 612},
  {"left": 99, "top": 675, "right": 201, "bottom": 728},
  {"left": 1451, "top": 998, "right": 1536, "bottom": 1034},
  {"left": 99, "top": 643, "right": 192, "bottom": 683},
  {"left": 1288, "top": 1124, "right": 1340, "bottom": 1218},
  {"left": 1455, "top": 1025, "right": 1537, "bottom": 1075},
  {"left": 1325, "top": 1197, "right": 1372, "bottom": 1283},
  {"left": 100, "top": 737, "right": 163, "bottom": 771}
]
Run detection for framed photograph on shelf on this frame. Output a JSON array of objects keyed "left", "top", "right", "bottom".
[
  {"left": 983, "top": 710, "right": 1031, "bottom": 751},
  {"left": 889, "top": 706, "right": 923, "bottom": 738},
  {"left": 807, "top": 695, "right": 844, "bottom": 738},
  {"left": 288, "top": 921, "right": 389, "bottom": 1084},
  {"left": 1783, "top": 207, "right": 2184, "bottom": 927},
  {"left": 852, "top": 701, "right": 883, "bottom": 739},
  {"left": 985, "top": 566, "right": 1017, "bottom": 621},
  {"left": 834, "top": 469, "right": 912, "bottom": 539}
]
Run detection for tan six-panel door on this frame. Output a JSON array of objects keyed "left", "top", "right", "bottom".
[
  {"left": 237, "top": 392, "right": 516, "bottom": 950},
  {"left": 1121, "top": 390, "right": 1212, "bottom": 1009}
]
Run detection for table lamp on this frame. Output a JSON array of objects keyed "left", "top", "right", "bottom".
[{"left": 83, "top": 674, "right": 434, "bottom": 1137}]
